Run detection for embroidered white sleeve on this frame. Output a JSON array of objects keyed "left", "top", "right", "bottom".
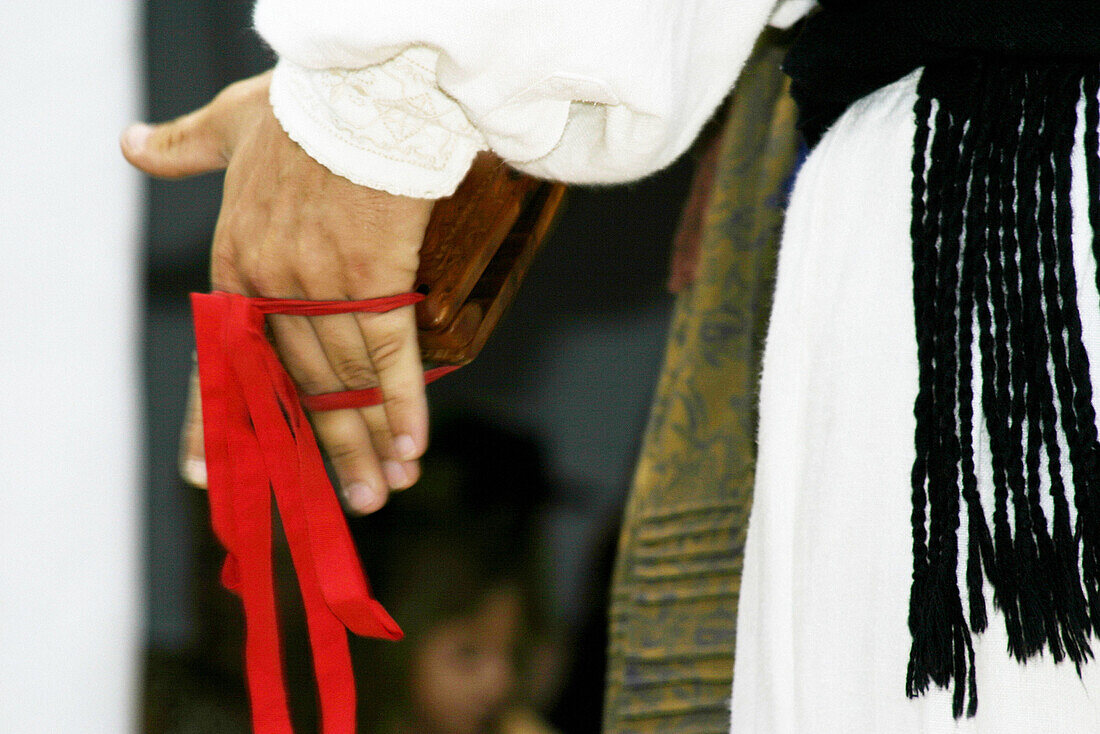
[{"left": 269, "top": 47, "right": 487, "bottom": 199}]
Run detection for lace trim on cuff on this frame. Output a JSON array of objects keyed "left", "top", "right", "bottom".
[{"left": 270, "top": 48, "right": 486, "bottom": 198}]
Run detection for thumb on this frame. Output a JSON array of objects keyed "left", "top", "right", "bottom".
[{"left": 120, "top": 107, "right": 229, "bottom": 179}]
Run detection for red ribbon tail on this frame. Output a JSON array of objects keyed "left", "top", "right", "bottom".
[{"left": 191, "top": 292, "right": 405, "bottom": 734}]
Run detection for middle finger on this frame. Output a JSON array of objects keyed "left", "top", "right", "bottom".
[
  {"left": 306, "top": 311, "right": 417, "bottom": 488},
  {"left": 267, "top": 312, "right": 390, "bottom": 512}
]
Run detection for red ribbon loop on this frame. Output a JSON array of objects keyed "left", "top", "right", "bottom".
[{"left": 191, "top": 291, "right": 450, "bottom": 733}]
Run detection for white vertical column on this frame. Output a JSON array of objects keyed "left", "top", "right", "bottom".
[{"left": 0, "top": 3, "right": 143, "bottom": 732}]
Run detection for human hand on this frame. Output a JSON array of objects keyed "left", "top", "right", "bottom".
[{"left": 122, "top": 71, "right": 436, "bottom": 514}]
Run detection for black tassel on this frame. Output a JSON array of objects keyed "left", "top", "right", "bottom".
[
  {"left": 907, "top": 88, "right": 936, "bottom": 687},
  {"left": 1082, "top": 67, "right": 1100, "bottom": 636},
  {"left": 978, "top": 72, "right": 1022, "bottom": 648},
  {"left": 957, "top": 77, "right": 1001, "bottom": 636},
  {"left": 906, "top": 59, "right": 1100, "bottom": 718},
  {"left": 907, "top": 74, "right": 980, "bottom": 719}
]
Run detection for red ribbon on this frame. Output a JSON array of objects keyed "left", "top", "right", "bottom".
[{"left": 191, "top": 291, "right": 458, "bottom": 733}]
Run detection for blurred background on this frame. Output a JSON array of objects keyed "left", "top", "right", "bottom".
[
  {"left": 136, "top": 1, "right": 694, "bottom": 731},
  {"left": 2, "top": 3, "right": 143, "bottom": 733}
]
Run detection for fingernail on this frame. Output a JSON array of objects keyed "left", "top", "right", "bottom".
[
  {"left": 122, "top": 123, "right": 152, "bottom": 152},
  {"left": 346, "top": 481, "right": 385, "bottom": 513},
  {"left": 183, "top": 458, "right": 208, "bottom": 488},
  {"left": 394, "top": 434, "right": 417, "bottom": 460},
  {"left": 382, "top": 460, "right": 408, "bottom": 489}
]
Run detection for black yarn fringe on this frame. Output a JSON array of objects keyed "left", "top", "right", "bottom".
[{"left": 906, "top": 59, "right": 1100, "bottom": 718}]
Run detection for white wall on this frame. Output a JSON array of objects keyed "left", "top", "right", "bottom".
[{"left": 0, "top": 3, "right": 143, "bottom": 731}]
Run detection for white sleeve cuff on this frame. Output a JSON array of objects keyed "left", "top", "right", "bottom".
[
  {"left": 268, "top": 48, "right": 488, "bottom": 199},
  {"left": 768, "top": 0, "right": 816, "bottom": 29}
]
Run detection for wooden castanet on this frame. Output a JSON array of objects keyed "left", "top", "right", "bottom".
[{"left": 415, "top": 152, "right": 566, "bottom": 365}]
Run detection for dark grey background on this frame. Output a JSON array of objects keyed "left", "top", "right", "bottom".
[{"left": 140, "top": 1, "right": 693, "bottom": 727}]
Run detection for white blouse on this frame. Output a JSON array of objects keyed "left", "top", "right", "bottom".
[{"left": 254, "top": 0, "right": 811, "bottom": 197}]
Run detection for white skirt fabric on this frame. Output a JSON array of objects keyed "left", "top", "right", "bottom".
[{"left": 729, "top": 71, "right": 1100, "bottom": 732}]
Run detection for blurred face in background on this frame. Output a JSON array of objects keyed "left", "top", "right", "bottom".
[{"left": 409, "top": 586, "right": 523, "bottom": 734}]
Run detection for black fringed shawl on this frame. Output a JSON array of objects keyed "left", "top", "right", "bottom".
[{"left": 784, "top": 0, "right": 1100, "bottom": 720}]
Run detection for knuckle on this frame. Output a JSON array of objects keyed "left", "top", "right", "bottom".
[
  {"left": 344, "top": 258, "right": 377, "bottom": 285},
  {"left": 295, "top": 373, "right": 332, "bottom": 397},
  {"left": 245, "top": 257, "right": 287, "bottom": 296},
  {"left": 294, "top": 247, "right": 332, "bottom": 287},
  {"left": 323, "top": 436, "right": 370, "bottom": 464},
  {"left": 157, "top": 121, "right": 190, "bottom": 155},
  {"left": 332, "top": 358, "right": 378, "bottom": 390},
  {"left": 365, "top": 328, "right": 406, "bottom": 372}
]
